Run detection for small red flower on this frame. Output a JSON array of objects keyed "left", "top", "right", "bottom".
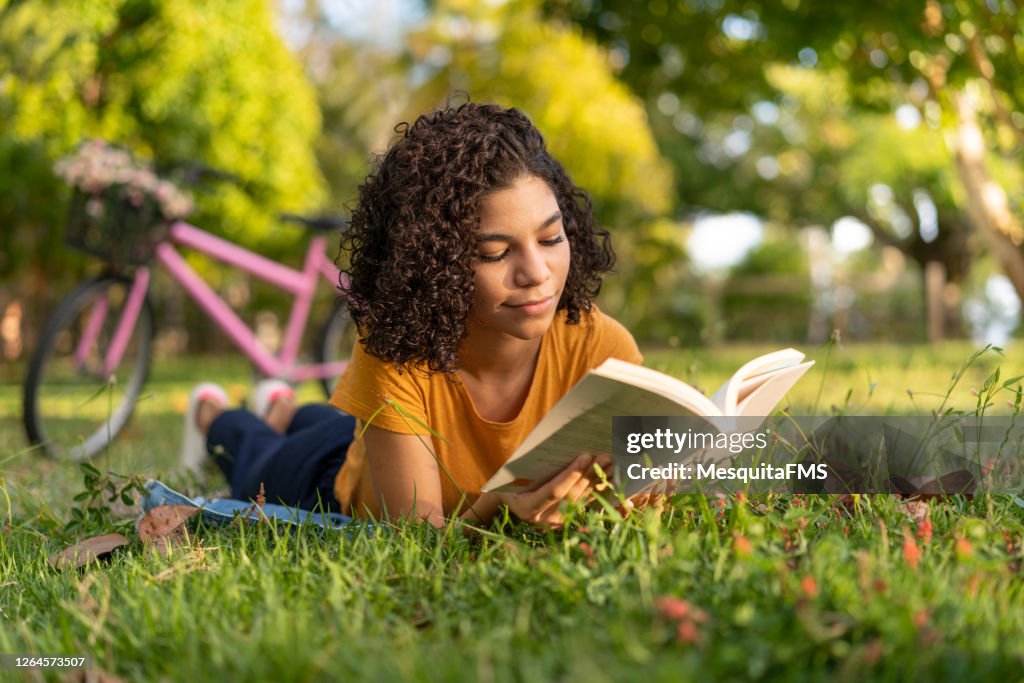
[
  {"left": 955, "top": 537, "right": 974, "bottom": 559},
  {"left": 655, "top": 596, "right": 692, "bottom": 621},
  {"left": 800, "top": 575, "right": 818, "bottom": 599},
  {"left": 676, "top": 619, "right": 700, "bottom": 644},
  {"left": 966, "top": 572, "right": 982, "bottom": 598},
  {"left": 733, "top": 534, "right": 753, "bottom": 558},
  {"left": 903, "top": 532, "right": 922, "bottom": 570},
  {"left": 917, "top": 518, "right": 933, "bottom": 545}
]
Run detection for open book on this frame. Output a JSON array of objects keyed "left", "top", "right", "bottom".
[{"left": 482, "top": 349, "right": 814, "bottom": 496}]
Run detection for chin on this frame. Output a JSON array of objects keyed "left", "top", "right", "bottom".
[{"left": 504, "top": 313, "right": 557, "bottom": 340}]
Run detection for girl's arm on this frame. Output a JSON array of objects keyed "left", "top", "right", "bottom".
[
  {"left": 361, "top": 422, "right": 446, "bottom": 528},
  {"left": 361, "top": 421, "right": 607, "bottom": 530}
]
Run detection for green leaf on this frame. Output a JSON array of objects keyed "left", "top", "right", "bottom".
[
  {"left": 1001, "top": 375, "right": 1024, "bottom": 389},
  {"left": 79, "top": 462, "right": 101, "bottom": 477},
  {"left": 981, "top": 368, "right": 1000, "bottom": 393}
]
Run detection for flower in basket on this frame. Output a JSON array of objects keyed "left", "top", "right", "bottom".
[{"left": 54, "top": 139, "right": 194, "bottom": 222}]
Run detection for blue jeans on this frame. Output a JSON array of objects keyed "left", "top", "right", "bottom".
[{"left": 206, "top": 404, "right": 354, "bottom": 514}]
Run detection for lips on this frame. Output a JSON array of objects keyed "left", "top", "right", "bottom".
[
  {"left": 508, "top": 296, "right": 552, "bottom": 308},
  {"left": 505, "top": 295, "right": 555, "bottom": 315}
]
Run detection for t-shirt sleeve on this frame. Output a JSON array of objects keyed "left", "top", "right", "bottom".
[
  {"left": 588, "top": 307, "right": 644, "bottom": 367},
  {"left": 329, "top": 342, "right": 430, "bottom": 435}
]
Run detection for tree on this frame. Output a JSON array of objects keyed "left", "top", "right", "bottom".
[
  {"left": 545, "top": 0, "right": 1024, "bottom": 318},
  {"left": 299, "top": 0, "right": 683, "bottom": 336},
  {"left": 0, "top": 0, "right": 325, "bottom": 304}
]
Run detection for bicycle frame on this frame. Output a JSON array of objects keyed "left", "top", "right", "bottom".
[{"left": 78, "top": 220, "right": 349, "bottom": 383}]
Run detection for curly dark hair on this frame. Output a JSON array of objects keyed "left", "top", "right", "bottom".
[{"left": 339, "top": 100, "right": 615, "bottom": 374}]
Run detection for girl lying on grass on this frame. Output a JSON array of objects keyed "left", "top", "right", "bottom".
[{"left": 181, "top": 101, "right": 651, "bottom": 530}]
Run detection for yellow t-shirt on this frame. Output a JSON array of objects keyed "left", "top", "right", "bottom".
[{"left": 329, "top": 307, "right": 643, "bottom": 518}]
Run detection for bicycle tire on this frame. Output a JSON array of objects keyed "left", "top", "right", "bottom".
[
  {"left": 315, "top": 299, "right": 356, "bottom": 398},
  {"left": 23, "top": 275, "right": 155, "bottom": 460}
]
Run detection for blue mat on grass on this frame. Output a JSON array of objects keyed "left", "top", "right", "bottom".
[{"left": 140, "top": 479, "right": 379, "bottom": 535}]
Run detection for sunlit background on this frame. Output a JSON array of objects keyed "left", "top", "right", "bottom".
[{"left": 2, "top": 0, "right": 1023, "bottom": 367}]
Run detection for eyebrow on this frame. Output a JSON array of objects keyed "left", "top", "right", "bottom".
[{"left": 476, "top": 211, "right": 563, "bottom": 242}]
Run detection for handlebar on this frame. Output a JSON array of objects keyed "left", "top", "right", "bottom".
[{"left": 278, "top": 213, "right": 348, "bottom": 232}]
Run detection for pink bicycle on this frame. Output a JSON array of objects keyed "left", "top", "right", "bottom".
[{"left": 22, "top": 163, "right": 353, "bottom": 460}]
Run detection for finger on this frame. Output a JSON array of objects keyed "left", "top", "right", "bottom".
[
  {"left": 565, "top": 472, "right": 596, "bottom": 503},
  {"left": 529, "top": 456, "right": 593, "bottom": 507},
  {"left": 534, "top": 470, "right": 595, "bottom": 523},
  {"left": 540, "top": 511, "right": 564, "bottom": 530}
]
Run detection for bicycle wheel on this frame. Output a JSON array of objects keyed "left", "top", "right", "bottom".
[
  {"left": 23, "top": 275, "right": 155, "bottom": 460},
  {"left": 315, "top": 299, "right": 357, "bottom": 397}
]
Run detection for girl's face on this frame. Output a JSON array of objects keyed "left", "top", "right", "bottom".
[{"left": 468, "top": 174, "right": 571, "bottom": 343}]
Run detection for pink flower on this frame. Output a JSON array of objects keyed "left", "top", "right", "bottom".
[{"left": 655, "top": 596, "right": 691, "bottom": 621}]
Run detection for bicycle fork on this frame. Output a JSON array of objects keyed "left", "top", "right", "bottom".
[{"left": 75, "top": 268, "right": 150, "bottom": 377}]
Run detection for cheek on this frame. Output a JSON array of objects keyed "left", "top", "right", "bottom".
[
  {"left": 556, "top": 243, "right": 572, "bottom": 283},
  {"left": 471, "top": 268, "right": 505, "bottom": 308}
]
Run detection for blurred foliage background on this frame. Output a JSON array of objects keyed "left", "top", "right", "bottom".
[{"left": 1, "top": 0, "right": 1023, "bottom": 365}]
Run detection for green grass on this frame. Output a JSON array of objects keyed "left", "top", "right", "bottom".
[{"left": 1, "top": 341, "right": 1023, "bottom": 681}]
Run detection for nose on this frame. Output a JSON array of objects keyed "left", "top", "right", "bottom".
[{"left": 512, "top": 243, "right": 551, "bottom": 288}]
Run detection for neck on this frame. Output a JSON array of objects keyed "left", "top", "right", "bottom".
[{"left": 458, "top": 328, "right": 543, "bottom": 382}]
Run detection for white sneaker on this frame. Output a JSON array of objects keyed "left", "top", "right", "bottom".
[
  {"left": 250, "top": 379, "right": 295, "bottom": 420},
  {"left": 180, "top": 382, "right": 228, "bottom": 474}
]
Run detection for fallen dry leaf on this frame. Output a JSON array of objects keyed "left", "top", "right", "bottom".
[
  {"left": 49, "top": 533, "right": 129, "bottom": 570},
  {"left": 143, "top": 526, "right": 192, "bottom": 558},
  {"left": 137, "top": 505, "right": 199, "bottom": 542}
]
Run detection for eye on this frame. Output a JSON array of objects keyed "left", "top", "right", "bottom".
[
  {"left": 539, "top": 235, "right": 565, "bottom": 247},
  {"left": 476, "top": 249, "right": 509, "bottom": 263}
]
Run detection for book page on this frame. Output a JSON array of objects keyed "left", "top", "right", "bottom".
[
  {"left": 482, "top": 353, "right": 813, "bottom": 494},
  {"left": 710, "top": 348, "right": 807, "bottom": 413},
  {"left": 591, "top": 359, "right": 721, "bottom": 415},
  {"left": 482, "top": 374, "right": 719, "bottom": 492},
  {"left": 735, "top": 361, "right": 814, "bottom": 415}
]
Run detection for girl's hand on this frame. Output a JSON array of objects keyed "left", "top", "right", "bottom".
[{"left": 497, "top": 453, "right": 612, "bottom": 529}]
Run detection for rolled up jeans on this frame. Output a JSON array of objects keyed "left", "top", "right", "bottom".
[{"left": 206, "top": 403, "right": 354, "bottom": 514}]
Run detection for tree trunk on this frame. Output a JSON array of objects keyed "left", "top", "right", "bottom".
[
  {"left": 925, "top": 261, "right": 945, "bottom": 344},
  {"left": 951, "top": 91, "right": 1024, "bottom": 305}
]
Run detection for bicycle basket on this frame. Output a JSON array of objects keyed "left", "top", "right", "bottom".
[{"left": 65, "top": 187, "right": 169, "bottom": 268}]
